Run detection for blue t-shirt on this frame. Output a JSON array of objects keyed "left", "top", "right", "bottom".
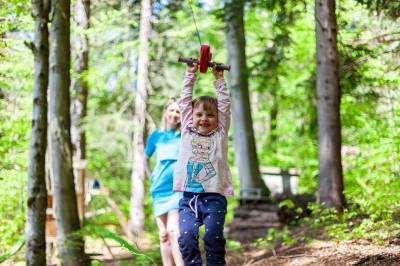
[{"left": 144, "top": 129, "right": 181, "bottom": 198}]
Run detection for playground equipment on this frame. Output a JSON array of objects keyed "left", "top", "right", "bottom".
[{"left": 178, "top": 44, "right": 231, "bottom": 73}]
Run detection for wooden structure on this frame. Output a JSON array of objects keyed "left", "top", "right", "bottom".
[
  {"left": 228, "top": 201, "right": 282, "bottom": 242},
  {"left": 260, "top": 166, "right": 300, "bottom": 195},
  {"left": 239, "top": 166, "right": 300, "bottom": 202},
  {"left": 73, "top": 159, "right": 87, "bottom": 223},
  {"left": 44, "top": 154, "right": 138, "bottom": 261},
  {"left": 45, "top": 159, "right": 87, "bottom": 227},
  {"left": 44, "top": 158, "right": 87, "bottom": 263},
  {"left": 230, "top": 166, "right": 303, "bottom": 242}
]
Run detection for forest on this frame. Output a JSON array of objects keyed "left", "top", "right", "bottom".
[{"left": 1, "top": 0, "right": 399, "bottom": 265}]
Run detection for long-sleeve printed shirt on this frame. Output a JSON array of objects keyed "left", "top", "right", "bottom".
[{"left": 173, "top": 72, "right": 233, "bottom": 196}]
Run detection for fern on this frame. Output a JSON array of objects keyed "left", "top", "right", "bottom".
[
  {"left": 82, "top": 224, "right": 157, "bottom": 265},
  {"left": 0, "top": 235, "right": 25, "bottom": 263}
]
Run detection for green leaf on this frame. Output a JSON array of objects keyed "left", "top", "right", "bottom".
[{"left": 0, "top": 235, "right": 25, "bottom": 263}]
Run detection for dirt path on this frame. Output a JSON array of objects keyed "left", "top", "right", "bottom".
[{"left": 226, "top": 239, "right": 400, "bottom": 265}]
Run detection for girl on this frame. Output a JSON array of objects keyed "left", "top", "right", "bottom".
[
  {"left": 173, "top": 63, "right": 233, "bottom": 266},
  {"left": 144, "top": 98, "right": 184, "bottom": 266}
]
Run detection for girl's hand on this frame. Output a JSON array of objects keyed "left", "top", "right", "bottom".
[
  {"left": 186, "top": 63, "right": 198, "bottom": 73},
  {"left": 212, "top": 65, "right": 224, "bottom": 79}
]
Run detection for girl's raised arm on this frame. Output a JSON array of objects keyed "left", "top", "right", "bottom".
[
  {"left": 179, "top": 64, "right": 198, "bottom": 131},
  {"left": 213, "top": 67, "right": 231, "bottom": 134}
]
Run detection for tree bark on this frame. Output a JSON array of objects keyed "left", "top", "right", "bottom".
[
  {"left": 71, "top": 0, "right": 89, "bottom": 161},
  {"left": 129, "top": 0, "right": 151, "bottom": 237},
  {"left": 224, "top": 0, "right": 269, "bottom": 197},
  {"left": 315, "top": 0, "right": 345, "bottom": 211},
  {"left": 49, "top": 0, "right": 86, "bottom": 264},
  {"left": 71, "top": 0, "right": 90, "bottom": 222},
  {"left": 26, "top": 0, "right": 50, "bottom": 264}
]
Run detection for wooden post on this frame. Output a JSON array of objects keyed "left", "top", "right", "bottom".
[
  {"left": 259, "top": 166, "right": 301, "bottom": 195},
  {"left": 282, "top": 171, "right": 292, "bottom": 195},
  {"left": 73, "top": 159, "right": 87, "bottom": 224}
]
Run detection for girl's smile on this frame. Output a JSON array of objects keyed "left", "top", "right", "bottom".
[{"left": 193, "top": 103, "right": 218, "bottom": 135}]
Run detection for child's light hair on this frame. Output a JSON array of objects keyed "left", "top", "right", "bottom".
[
  {"left": 192, "top": 96, "right": 218, "bottom": 112},
  {"left": 161, "top": 97, "right": 181, "bottom": 131}
]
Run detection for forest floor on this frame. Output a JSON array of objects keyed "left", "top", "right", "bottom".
[
  {"left": 226, "top": 239, "right": 400, "bottom": 266},
  {"left": 89, "top": 237, "right": 400, "bottom": 266},
  {"left": 4, "top": 236, "right": 400, "bottom": 265}
]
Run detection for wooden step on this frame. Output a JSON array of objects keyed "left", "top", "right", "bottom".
[
  {"left": 229, "top": 220, "right": 282, "bottom": 230},
  {"left": 233, "top": 209, "right": 280, "bottom": 221},
  {"left": 234, "top": 203, "right": 280, "bottom": 212}
]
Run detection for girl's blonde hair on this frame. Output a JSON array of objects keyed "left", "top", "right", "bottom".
[{"left": 160, "top": 97, "right": 181, "bottom": 131}]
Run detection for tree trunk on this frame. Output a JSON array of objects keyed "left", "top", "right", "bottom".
[
  {"left": 71, "top": 0, "right": 90, "bottom": 222},
  {"left": 129, "top": 0, "right": 151, "bottom": 237},
  {"left": 224, "top": 0, "right": 269, "bottom": 197},
  {"left": 315, "top": 0, "right": 345, "bottom": 211},
  {"left": 49, "top": 0, "right": 85, "bottom": 264},
  {"left": 26, "top": 0, "right": 50, "bottom": 264},
  {"left": 269, "top": 89, "right": 278, "bottom": 151},
  {"left": 71, "top": 0, "right": 90, "bottom": 161}
]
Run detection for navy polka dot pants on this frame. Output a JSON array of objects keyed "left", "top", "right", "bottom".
[{"left": 178, "top": 192, "right": 227, "bottom": 266}]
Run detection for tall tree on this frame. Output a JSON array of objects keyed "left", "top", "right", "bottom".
[
  {"left": 49, "top": 0, "right": 85, "bottom": 264},
  {"left": 129, "top": 0, "right": 151, "bottom": 236},
  {"left": 26, "top": 0, "right": 50, "bottom": 264},
  {"left": 224, "top": 0, "right": 269, "bottom": 197},
  {"left": 315, "top": 0, "right": 345, "bottom": 211},
  {"left": 71, "top": 0, "right": 90, "bottom": 221}
]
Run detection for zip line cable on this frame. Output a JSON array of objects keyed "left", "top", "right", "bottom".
[{"left": 187, "top": 0, "right": 202, "bottom": 46}]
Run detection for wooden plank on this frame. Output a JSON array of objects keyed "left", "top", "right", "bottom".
[
  {"left": 259, "top": 166, "right": 301, "bottom": 195},
  {"left": 233, "top": 209, "right": 280, "bottom": 221},
  {"left": 260, "top": 166, "right": 301, "bottom": 176},
  {"left": 234, "top": 203, "right": 280, "bottom": 212},
  {"left": 73, "top": 159, "right": 87, "bottom": 224},
  {"left": 229, "top": 219, "right": 281, "bottom": 229}
]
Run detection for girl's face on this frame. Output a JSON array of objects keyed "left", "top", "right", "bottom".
[
  {"left": 193, "top": 103, "right": 218, "bottom": 135},
  {"left": 165, "top": 102, "right": 180, "bottom": 130}
]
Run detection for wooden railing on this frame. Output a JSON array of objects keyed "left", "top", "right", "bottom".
[{"left": 239, "top": 166, "right": 301, "bottom": 200}]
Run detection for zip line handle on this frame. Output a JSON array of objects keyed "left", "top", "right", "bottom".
[{"left": 178, "top": 56, "right": 231, "bottom": 72}]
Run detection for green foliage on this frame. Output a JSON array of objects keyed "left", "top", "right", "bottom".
[
  {"left": 0, "top": 170, "right": 27, "bottom": 254},
  {"left": 82, "top": 224, "right": 159, "bottom": 265},
  {"left": 255, "top": 226, "right": 293, "bottom": 252},
  {"left": 0, "top": 29, "right": 32, "bottom": 254},
  {"left": 312, "top": 204, "right": 400, "bottom": 243},
  {"left": 356, "top": 0, "right": 400, "bottom": 19},
  {"left": 0, "top": 235, "right": 25, "bottom": 263},
  {"left": 261, "top": 202, "right": 400, "bottom": 251},
  {"left": 279, "top": 199, "right": 295, "bottom": 209},
  {"left": 0, "top": 0, "right": 31, "bottom": 50},
  {"left": 226, "top": 239, "right": 241, "bottom": 250}
]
